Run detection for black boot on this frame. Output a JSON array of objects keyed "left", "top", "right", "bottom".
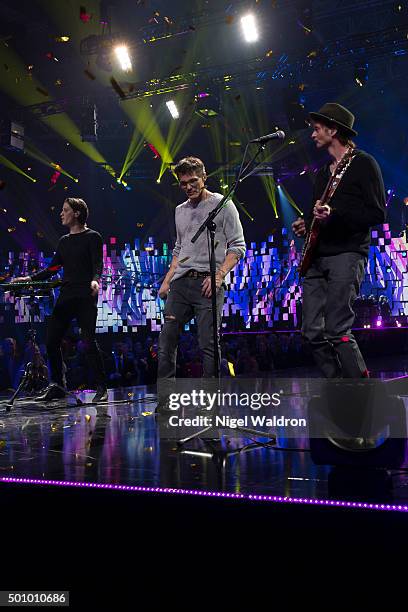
[{"left": 92, "top": 386, "right": 108, "bottom": 403}]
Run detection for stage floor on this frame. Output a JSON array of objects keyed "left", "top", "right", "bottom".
[{"left": 1, "top": 355, "right": 408, "bottom": 508}]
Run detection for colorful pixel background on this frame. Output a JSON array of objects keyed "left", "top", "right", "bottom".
[{"left": 1, "top": 224, "right": 407, "bottom": 333}]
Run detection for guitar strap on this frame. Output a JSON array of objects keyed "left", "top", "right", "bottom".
[{"left": 322, "top": 148, "right": 357, "bottom": 208}]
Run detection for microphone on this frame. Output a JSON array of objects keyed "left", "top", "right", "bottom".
[{"left": 250, "top": 130, "right": 286, "bottom": 144}]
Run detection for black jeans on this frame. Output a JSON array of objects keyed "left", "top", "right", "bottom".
[
  {"left": 301, "top": 252, "right": 368, "bottom": 378},
  {"left": 158, "top": 276, "right": 225, "bottom": 379},
  {"left": 46, "top": 297, "right": 106, "bottom": 387}
]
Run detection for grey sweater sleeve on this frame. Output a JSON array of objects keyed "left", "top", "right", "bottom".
[
  {"left": 172, "top": 208, "right": 181, "bottom": 258},
  {"left": 222, "top": 200, "right": 246, "bottom": 259}
]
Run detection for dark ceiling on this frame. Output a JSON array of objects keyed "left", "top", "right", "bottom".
[{"left": 0, "top": 0, "right": 407, "bottom": 247}]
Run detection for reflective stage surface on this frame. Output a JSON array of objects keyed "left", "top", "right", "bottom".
[{"left": 1, "top": 356, "right": 408, "bottom": 507}]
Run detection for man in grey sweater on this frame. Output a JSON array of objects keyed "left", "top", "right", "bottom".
[{"left": 157, "top": 156, "right": 245, "bottom": 390}]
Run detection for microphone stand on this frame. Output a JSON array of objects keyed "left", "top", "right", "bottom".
[
  {"left": 191, "top": 142, "right": 267, "bottom": 378},
  {"left": 175, "top": 142, "right": 276, "bottom": 448}
]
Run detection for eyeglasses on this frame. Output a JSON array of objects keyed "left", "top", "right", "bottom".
[{"left": 179, "top": 177, "right": 201, "bottom": 189}]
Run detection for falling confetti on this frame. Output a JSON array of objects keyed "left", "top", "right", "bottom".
[
  {"left": 55, "top": 36, "right": 70, "bottom": 43},
  {"left": 55, "top": 79, "right": 63, "bottom": 86},
  {"left": 307, "top": 50, "right": 318, "bottom": 58},
  {"left": 147, "top": 142, "right": 160, "bottom": 159},
  {"left": 18, "top": 217, "right": 27, "bottom": 223},
  {"left": 7, "top": 227, "right": 16, "bottom": 233},
  {"left": 164, "top": 16, "right": 174, "bottom": 25},
  {"left": 50, "top": 170, "right": 61, "bottom": 185},
  {"left": 46, "top": 52, "right": 59, "bottom": 62},
  {"left": 265, "top": 50, "right": 273, "bottom": 58},
  {"left": 85, "top": 414, "right": 91, "bottom": 422},
  {"left": 80, "top": 6, "right": 92, "bottom": 23},
  {"left": 149, "top": 11, "right": 161, "bottom": 23}
]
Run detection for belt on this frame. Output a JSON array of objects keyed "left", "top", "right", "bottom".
[{"left": 184, "top": 270, "right": 210, "bottom": 279}]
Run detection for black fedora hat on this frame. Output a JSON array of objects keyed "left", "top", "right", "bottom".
[{"left": 309, "top": 102, "right": 358, "bottom": 136}]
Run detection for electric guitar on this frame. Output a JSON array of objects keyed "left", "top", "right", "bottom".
[{"left": 299, "top": 147, "right": 356, "bottom": 277}]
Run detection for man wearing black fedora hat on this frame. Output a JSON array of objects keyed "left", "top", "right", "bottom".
[{"left": 292, "top": 102, "right": 386, "bottom": 377}]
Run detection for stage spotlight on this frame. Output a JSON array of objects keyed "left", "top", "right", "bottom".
[
  {"left": 166, "top": 100, "right": 179, "bottom": 119},
  {"left": 354, "top": 63, "right": 368, "bottom": 87},
  {"left": 241, "top": 14, "right": 259, "bottom": 43},
  {"left": 114, "top": 45, "right": 132, "bottom": 72}
]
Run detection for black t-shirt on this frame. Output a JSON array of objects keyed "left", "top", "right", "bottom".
[
  {"left": 31, "top": 228, "right": 103, "bottom": 300},
  {"left": 309, "top": 150, "right": 386, "bottom": 257}
]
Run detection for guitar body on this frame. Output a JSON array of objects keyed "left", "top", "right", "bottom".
[
  {"left": 299, "top": 148, "right": 356, "bottom": 277},
  {"left": 299, "top": 221, "right": 320, "bottom": 277}
]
